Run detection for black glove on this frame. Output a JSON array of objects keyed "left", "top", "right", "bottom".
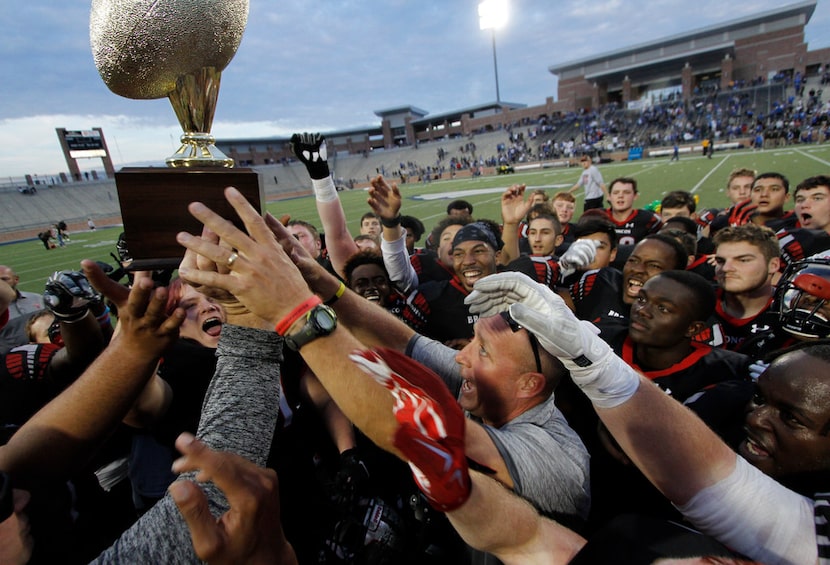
[
  {"left": 333, "top": 448, "right": 370, "bottom": 508},
  {"left": 290, "top": 132, "right": 330, "bottom": 180},
  {"left": 43, "top": 270, "right": 101, "bottom": 322}
]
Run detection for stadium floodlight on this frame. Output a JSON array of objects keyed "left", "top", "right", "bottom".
[{"left": 478, "top": 0, "right": 508, "bottom": 105}]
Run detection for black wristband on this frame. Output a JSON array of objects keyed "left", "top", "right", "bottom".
[{"left": 381, "top": 214, "right": 402, "bottom": 228}]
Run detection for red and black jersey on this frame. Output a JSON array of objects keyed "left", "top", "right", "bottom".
[
  {"left": 776, "top": 227, "right": 830, "bottom": 272},
  {"left": 570, "top": 267, "right": 629, "bottom": 325},
  {"left": 401, "top": 278, "right": 477, "bottom": 343},
  {"left": 696, "top": 289, "right": 779, "bottom": 350},
  {"left": 765, "top": 210, "right": 799, "bottom": 232},
  {"left": 737, "top": 328, "right": 799, "bottom": 359},
  {"left": 0, "top": 343, "right": 62, "bottom": 427},
  {"left": 409, "top": 250, "right": 454, "bottom": 285},
  {"left": 605, "top": 327, "right": 751, "bottom": 402},
  {"left": 605, "top": 209, "right": 663, "bottom": 246},
  {"left": 687, "top": 254, "right": 717, "bottom": 282},
  {"left": 505, "top": 255, "right": 563, "bottom": 290}
]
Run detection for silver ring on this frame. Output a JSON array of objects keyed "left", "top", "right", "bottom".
[{"left": 226, "top": 252, "right": 239, "bottom": 268}]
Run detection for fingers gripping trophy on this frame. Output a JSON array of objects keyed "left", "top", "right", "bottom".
[{"left": 90, "top": 0, "right": 263, "bottom": 270}]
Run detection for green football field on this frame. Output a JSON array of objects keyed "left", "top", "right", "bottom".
[{"left": 4, "top": 145, "right": 830, "bottom": 295}]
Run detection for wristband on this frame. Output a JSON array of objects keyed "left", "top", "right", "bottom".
[
  {"left": 311, "top": 176, "right": 338, "bottom": 203},
  {"left": 325, "top": 281, "right": 346, "bottom": 306},
  {"left": 380, "top": 214, "right": 402, "bottom": 228},
  {"left": 275, "top": 295, "right": 322, "bottom": 335}
]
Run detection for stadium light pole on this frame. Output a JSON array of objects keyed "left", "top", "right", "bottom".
[{"left": 478, "top": 0, "right": 508, "bottom": 106}]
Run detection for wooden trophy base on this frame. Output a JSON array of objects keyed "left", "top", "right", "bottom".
[{"left": 114, "top": 167, "right": 264, "bottom": 271}]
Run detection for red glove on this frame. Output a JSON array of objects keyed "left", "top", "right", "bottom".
[
  {"left": 349, "top": 347, "right": 471, "bottom": 512},
  {"left": 728, "top": 199, "right": 757, "bottom": 226}
]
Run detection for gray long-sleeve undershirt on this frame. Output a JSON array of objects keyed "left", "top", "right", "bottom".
[{"left": 92, "top": 325, "right": 283, "bottom": 564}]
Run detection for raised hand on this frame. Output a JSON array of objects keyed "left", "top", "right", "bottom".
[
  {"left": 367, "top": 175, "right": 403, "bottom": 222},
  {"left": 500, "top": 184, "right": 531, "bottom": 225},
  {"left": 558, "top": 239, "right": 600, "bottom": 278},
  {"left": 43, "top": 270, "right": 101, "bottom": 322},
  {"left": 289, "top": 132, "right": 329, "bottom": 180},
  {"left": 176, "top": 187, "right": 315, "bottom": 326}
]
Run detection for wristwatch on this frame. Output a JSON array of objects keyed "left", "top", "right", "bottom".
[{"left": 284, "top": 304, "right": 338, "bottom": 351}]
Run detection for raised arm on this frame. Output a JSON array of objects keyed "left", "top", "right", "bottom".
[
  {"left": 0, "top": 270, "right": 183, "bottom": 481},
  {"left": 265, "top": 208, "right": 416, "bottom": 352},
  {"left": 368, "top": 175, "right": 419, "bottom": 293},
  {"left": 499, "top": 184, "right": 531, "bottom": 265},
  {"left": 177, "top": 189, "right": 402, "bottom": 457},
  {"left": 465, "top": 272, "right": 735, "bottom": 502},
  {"left": 465, "top": 272, "right": 818, "bottom": 564},
  {"left": 290, "top": 133, "right": 358, "bottom": 277}
]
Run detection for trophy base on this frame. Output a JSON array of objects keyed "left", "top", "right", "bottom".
[{"left": 114, "top": 167, "right": 264, "bottom": 271}]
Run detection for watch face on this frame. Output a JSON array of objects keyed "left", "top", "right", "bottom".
[{"left": 313, "top": 307, "right": 337, "bottom": 331}]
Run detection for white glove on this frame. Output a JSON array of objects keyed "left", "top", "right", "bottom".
[
  {"left": 558, "top": 239, "right": 600, "bottom": 279},
  {"left": 465, "top": 272, "right": 607, "bottom": 365},
  {"left": 466, "top": 272, "right": 639, "bottom": 407}
]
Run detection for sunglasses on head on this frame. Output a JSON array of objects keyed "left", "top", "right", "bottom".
[{"left": 499, "top": 311, "right": 543, "bottom": 374}]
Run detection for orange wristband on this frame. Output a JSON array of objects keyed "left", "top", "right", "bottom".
[{"left": 275, "top": 295, "right": 322, "bottom": 335}]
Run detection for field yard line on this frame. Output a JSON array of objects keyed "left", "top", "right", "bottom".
[
  {"left": 793, "top": 148, "right": 830, "bottom": 167},
  {"left": 691, "top": 155, "right": 731, "bottom": 193}
]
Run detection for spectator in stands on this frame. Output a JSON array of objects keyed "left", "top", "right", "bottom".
[
  {"left": 0, "top": 266, "right": 43, "bottom": 321},
  {"left": 568, "top": 155, "right": 608, "bottom": 211},
  {"left": 604, "top": 177, "right": 663, "bottom": 246}
]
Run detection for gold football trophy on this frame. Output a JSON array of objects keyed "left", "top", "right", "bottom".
[{"left": 90, "top": 0, "right": 263, "bottom": 269}]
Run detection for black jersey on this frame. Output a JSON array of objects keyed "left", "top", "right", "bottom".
[
  {"left": 506, "top": 254, "right": 563, "bottom": 290},
  {"left": 776, "top": 227, "right": 830, "bottom": 271},
  {"left": 401, "top": 278, "right": 477, "bottom": 343},
  {"left": 696, "top": 290, "right": 779, "bottom": 350},
  {"left": 409, "top": 249, "right": 454, "bottom": 284},
  {"left": 605, "top": 209, "right": 663, "bottom": 246},
  {"left": 606, "top": 328, "right": 750, "bottom": 402},
  {"left": 570, "top": 267, "right": 629, "bottom": 325}
]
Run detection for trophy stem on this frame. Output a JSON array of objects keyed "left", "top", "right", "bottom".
[{"left": 166, "top": 66, "right": 233, "bottom": 167}]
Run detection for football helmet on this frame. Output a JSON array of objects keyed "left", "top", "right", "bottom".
[{"left": 775, "top": 254, "right": 830, "bottom": 339}]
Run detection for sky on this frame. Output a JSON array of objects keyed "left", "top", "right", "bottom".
[{"left": 0, "top": 1, "right": 828, "bottom": 181}]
